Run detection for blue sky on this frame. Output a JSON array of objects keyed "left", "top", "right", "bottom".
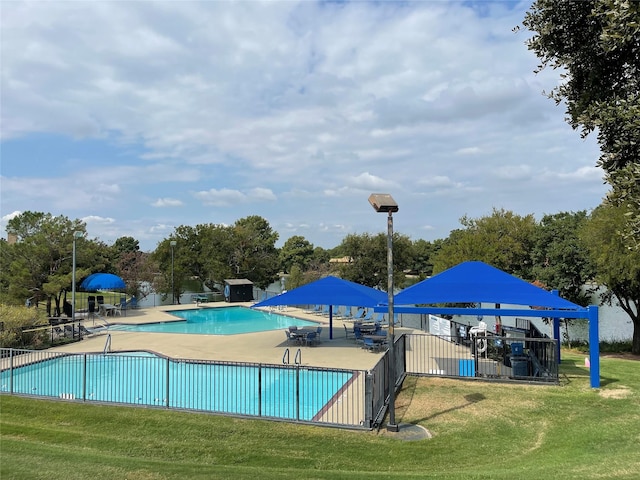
[{"left": 1, "top": 1, "right": 606, "bottom": 252}]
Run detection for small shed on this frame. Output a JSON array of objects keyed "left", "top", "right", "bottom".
[{"left": 223, "top": 279, "right": 254, "bottom": 303}]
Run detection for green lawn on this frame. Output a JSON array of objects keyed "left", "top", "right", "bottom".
[{"left": 1, "top": 352, "right": 639, "bottom": 479}]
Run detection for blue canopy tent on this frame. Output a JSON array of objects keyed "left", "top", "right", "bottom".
[
  {"left": 80, "top": 273, "right": 126, "bottom": 291},
  {"left": 390, "top": 261, "right": 600, "bottom": 388},
  {"left": 253, "top": 276, "right": 387, "bottom": 339}
]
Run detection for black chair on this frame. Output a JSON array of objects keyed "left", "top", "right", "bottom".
[{"left": 88, "top": 298, "right": 96, "bottom": 318}]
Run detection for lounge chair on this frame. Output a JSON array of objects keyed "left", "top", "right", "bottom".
[
  {"left": 360, "top": 310, "right": 374, "bottom": 322},
  {"left": 79, "top": 325, "right": 92, "bottom": 336}
]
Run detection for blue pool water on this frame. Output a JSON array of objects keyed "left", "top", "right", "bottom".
[
  {"left": 1, "top": 351, "right": 352, "bottom": 421},
  {"left": 110, "top": 306, "right": 318, "bottom": 335}
]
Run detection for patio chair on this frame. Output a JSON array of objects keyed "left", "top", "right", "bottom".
[
  {"left": 353, "top": 325, "right": 364, "bottom": 343},
  {"left": 343, "top": 324, "right": 352, "bottom": 339},
  {"left": 362, "top": 337, "right": 380, "bottom": 352},
  {"left": 305, "top": 331, "right": 318, "bottom": 346},
  {"left": 127, "top": 296, "right": 138, "bottom": 309}
]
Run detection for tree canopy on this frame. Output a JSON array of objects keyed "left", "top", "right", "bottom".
[{"left": 523, "top": 0, "right": 640, "bottom": 246}]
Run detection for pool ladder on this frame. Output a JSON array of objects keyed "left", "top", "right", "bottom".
[
  {"left": 103, "top": 334, "right": 112, "bottom": 354},
  {"left": 283, "top": 348, "right": 301, "bottom": 366}
]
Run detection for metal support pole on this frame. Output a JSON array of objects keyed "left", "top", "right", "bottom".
[
  {"left": 170, "top": 240, "right": 176, "bottom": 305},
  {"left": 72, "top": 235, "right": 77, "bottom": 322},
  {"left": 588, "top": 305, "right": 600, "bottom": 388},
  {"left": 386, "top": 210, "right": 398, "bottom": 432}
]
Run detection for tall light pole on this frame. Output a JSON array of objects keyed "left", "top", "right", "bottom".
[
  {"left": 368, "top": 193, "right": 399, "bottom": 432},
  {"left": 71, "top": 231, "right": 83, "bottom": 327},
  {"left": 170, "top": 240, "right": 176, "bottom": 305}
]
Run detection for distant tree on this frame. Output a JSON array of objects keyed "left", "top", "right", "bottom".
[
  {"left": 285, "top": 264, "right": 305, "bottom": 290},
  {"left": 152, "top": 236, "right": 190, "bottom": 304},
  {"left": 531, "top": 211, "right": 595, "bottom": 306},
  {"left": 194, "top": 223, "right": 234, "bottom": 290},
  {"left": 410, "top": 238, "right": 443, "bottom": 280},
  {"left": 580, "top": 202, "right": 640, "bottom": 354},
  {"left": 3, "top": 212, "right": 92, "bottom": 316},
  {"left": 229, "top": 216, "right": 280, "bottom": 289},
  {"left": 338, "top": 232, "right": 412, "bottom": 290},
  {"left": 523, "top": 0, "right": 640, "bottom": 248},
  {"left": 432, "top": 208, "right": 537, "bottom": 278},
  {"left": 279, "top": 235, "right": 314, "bottom": 273}
]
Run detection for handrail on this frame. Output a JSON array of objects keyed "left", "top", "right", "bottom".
[
  {"left": 294, "top": 348, "right": 302, "bottom": 366},
  {"left": 282, "top": 348, "right": 289, "bottom": 365},
  {"left": 103, "top": 334, "right": 111, "bottom": 354}
]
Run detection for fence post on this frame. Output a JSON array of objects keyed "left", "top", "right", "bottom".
[
  {"left": 258, "top": 365, "right": 262, "bottom": 417},
  {"left": 82, "top": 354, "right": 87, "bottom": 401},
  {"left": 165, "top": 357, "right": 170, "bottom": 408},
  {"left": 295, "top": 366, "right": 300, "bottom": 421},
  {"left": 9, "top": 349, "right": 14, "bottom": 394}
]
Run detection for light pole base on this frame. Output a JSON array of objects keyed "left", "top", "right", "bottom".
[{"left": 386, "top": 423, "right": 400, "bottom": 433}]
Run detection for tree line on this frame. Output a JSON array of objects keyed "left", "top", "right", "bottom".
[{"left": 1, "top": 204, "right": 639, "bottom": 353}]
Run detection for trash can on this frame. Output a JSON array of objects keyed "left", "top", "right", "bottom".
[
  {"left": 510, "top": 356, "right": 529, "bottom": 377},
  {"left": 459, "top": 359, "right": 475, "bottom": 377}
]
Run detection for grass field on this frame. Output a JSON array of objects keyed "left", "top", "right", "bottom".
[{"left": 1, "top": 351, "right": 639, "bottom": 479}]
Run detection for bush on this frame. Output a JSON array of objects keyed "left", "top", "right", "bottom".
[{"left": 0, "top": 304, "right": 48, "bottom": 348}]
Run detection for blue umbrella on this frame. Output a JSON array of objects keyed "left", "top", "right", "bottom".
[
  {"left": 253, "top": 276, "right": 386, "bottom": 339},
  {"left": 80, "top": 273, "right": 126, "bottom": 291}
]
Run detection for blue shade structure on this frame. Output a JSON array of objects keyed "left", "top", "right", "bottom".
[
  {"left": 253, "top": 276, "right": 387, "bottom": 339},
  {"left": 393, "top": 261, "right": 580, "bottom": 309},
  {"left": 80, "top": 273, "right": 126, "bottom": 291},
  {"left": 392, "top": 261, "right": 600, "bottom": 389}
]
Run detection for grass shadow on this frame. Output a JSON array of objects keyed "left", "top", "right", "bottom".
[{"left": 411, "top": 392, "right": 487, "bottom": 424}]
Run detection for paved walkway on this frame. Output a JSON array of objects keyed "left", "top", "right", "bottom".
[{"left": 53, "top": 302, "right": 418, "bottom": 371}]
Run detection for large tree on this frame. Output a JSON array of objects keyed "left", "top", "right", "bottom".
[
  {"left": 580, "top": 202, "right": 640, "bottom": 354},
  {"left": 229, "top": 216, "right": 280, "bottom": 289},
  {"left": 337, "top": 232, "right": 413, "bottom": 290},
  {"left": 523, "top": 0, "right": 640, "bottom": 247},
  {"left": 112, "top": 236, "right": 157, "bottom": 301},
  {"left": 279, "top": 235, "right": 314, "bottom": 274},
  {"left": 530, "top": 211, "right": 595, "bottom": 306},
  {"left": 432, "top": 208, "right": 537, "bottom": 279},
  {"left": 2, "top": 212, "right": 106, "bottom": 316}
]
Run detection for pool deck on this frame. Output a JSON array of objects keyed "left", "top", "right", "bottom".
[{"left": 52, "top": 302, "right": 419, "bottom": 371}]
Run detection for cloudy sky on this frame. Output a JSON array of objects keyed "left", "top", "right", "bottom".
[{"left": 1, "top": 1, "right": 606, "bottom": 252}]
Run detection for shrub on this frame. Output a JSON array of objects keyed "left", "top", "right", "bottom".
[{"left": 0, "top": 304, "right": 48, "bottom": 348}]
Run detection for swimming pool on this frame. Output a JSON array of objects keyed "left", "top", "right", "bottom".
[
  {"left": 1, "top": 350, "right": 355, "bottom": 422},
  {"left": 109, "top": 306, "right": 318, "bottom": 335}
]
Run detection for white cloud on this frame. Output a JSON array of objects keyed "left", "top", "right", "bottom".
[
  {"left": 0, "top": 1, "right": 608, "bottom": 250},
  {"left": 83, "top": 216, "right": 115, "bottom": 225},
  {"left": 151, "top": 198, "right": 184, "bottom": 207}
]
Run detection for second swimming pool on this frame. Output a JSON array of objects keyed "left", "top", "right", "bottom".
[
  {"left": 110, "top": 306, "right": 318, "bottom": 335},
  {"left": 1, "top": 350, "right": 354, "bottom": 422}
]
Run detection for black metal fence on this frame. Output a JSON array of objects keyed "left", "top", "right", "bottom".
[
  {"left": 404, "top": 333, "right": 558, "bottom": 383},
  {"left": 0, "top": 348, "right": 371, "bottom": 429}
]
